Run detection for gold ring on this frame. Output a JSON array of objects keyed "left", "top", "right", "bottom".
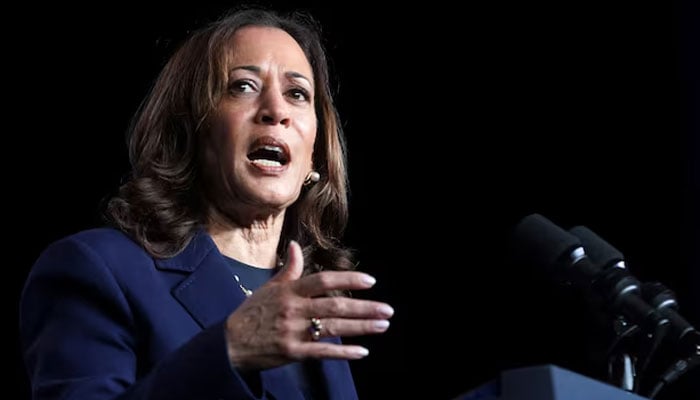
[{"left": 309, "top": 317, "right": 323, "bottom": 341}]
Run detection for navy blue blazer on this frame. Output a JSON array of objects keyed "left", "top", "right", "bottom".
[{"left": 20, "top": 228, "right": 358, "bottom": 399}]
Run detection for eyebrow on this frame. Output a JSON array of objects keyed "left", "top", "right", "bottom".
[{"left": 230, "top": 65, "right": 313, "bottom": 87}]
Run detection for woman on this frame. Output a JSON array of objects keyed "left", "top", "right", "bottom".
[{"left": 19, "top": 7, "right": 394, "bottom": 400}]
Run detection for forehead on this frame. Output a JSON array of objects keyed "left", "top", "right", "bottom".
[{"left": 227, "top": 26, "right": 313, "bottom": 77}]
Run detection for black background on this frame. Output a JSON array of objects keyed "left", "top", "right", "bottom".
[{"left": 9, "top": 1, "right": 698, "bottom": 399}]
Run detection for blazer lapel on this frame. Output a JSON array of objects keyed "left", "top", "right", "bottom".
[{"left": 155, "top": 230, "right": 248, "bottom": 328}]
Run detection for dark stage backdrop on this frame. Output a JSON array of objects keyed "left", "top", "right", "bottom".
[{"left": 9, "top": 1, "right": 698, "bottom": 399}]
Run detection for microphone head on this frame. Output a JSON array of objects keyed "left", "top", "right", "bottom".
[
  {"left": 510, "top": 213, "right": 583, "bottom": 274},
  {"left": 569, "top": 226, "right": 624, "bottom": 269},
  {"left": 642, "top": 282, "right": 679, "bottom": 309}
]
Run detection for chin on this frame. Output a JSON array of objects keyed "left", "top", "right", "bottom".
[
  {"left": 239, "top": 179, "right": 299, "bottom": 208},
  {"left": 255, "top": 191, "right": 299, "bottom": 209}
]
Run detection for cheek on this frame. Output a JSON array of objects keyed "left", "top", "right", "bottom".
[
  {"left": 208, "top": 112, "right": 246, "bottom": 156},
  {"left": 298, "top": 117, "right": 318, "bottom": 155},
  {"left": 202, "top": 126, "right": 238, "bottom": 177}
]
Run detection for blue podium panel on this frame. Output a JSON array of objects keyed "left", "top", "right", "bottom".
[{"left": 455, "top": 364, "right": 650, "bottom": 400}]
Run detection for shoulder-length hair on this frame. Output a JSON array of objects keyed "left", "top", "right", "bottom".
[{"left": 105, "top": 7, "right": 354, "bottom": 278}]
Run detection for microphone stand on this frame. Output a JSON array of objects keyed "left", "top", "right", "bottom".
[
  {"left": 602, "top": 316, "right": 671, "bottom": 395},
  {"left": 639, "top": 282, "right": 700, "bottom": 398},
  {"left": 606, "top": 316, "right": 640, "bottom": 392},
  {"left": 646, "top": 342, "right": 700, "bottom": 399},
  {"left": 587, "top": 267, "right": 673, "bottom": 396},
  {"left": 592, "top": 273, "right": 699, "bottom": 398}
]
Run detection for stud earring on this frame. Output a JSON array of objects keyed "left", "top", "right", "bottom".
[{"left": 304, "top": 171, "right": 320, "bottom": 186}]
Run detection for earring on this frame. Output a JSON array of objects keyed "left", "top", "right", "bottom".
[{"left": 304, "top": 171, "right": 320, "bottom": 186}]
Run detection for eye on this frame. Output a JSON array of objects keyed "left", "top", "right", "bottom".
[
  {"left": 229, "top": 79, "right": 257, "bottom": 94},
  {"left": 287, "top": 87, "right": 311, "bottom": 102}
]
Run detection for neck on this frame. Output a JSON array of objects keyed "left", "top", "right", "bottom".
[{"left": 206, "top": 211, "right": 284, "bottom": 269}]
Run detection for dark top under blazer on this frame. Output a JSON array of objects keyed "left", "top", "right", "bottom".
[{"left": 19, "top": 228, "right": 358, "bottom": 400}]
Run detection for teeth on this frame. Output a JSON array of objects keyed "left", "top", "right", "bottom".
[
  {"left": 252, "top": 159, "right": 282, "bottom": 167},
  {"left": 261, "top": 145, "right": 283, "bottom": 153}
]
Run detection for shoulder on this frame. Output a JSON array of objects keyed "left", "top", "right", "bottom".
[
  {"left": 66, "top": 227, "right": 142, "bottom": 252},
  {"left": 48, "top": 227, "right": 144, "bottom": 256},
  {"left": 34, "top": 227, "right": 152, "bottom": 275},
  {"left": 23, "top": 228, "right": 164, "bottom": 310}
]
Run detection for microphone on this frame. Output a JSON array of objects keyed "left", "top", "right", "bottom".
[
  {"left": 569, "top": 225, "right": 700, "bottom": 397},
  {"left": 511, "top": 214, "right": 667, "bottom": 332},
  {"left": 642, "top": 282, "right": 697, "bottom": 344},
  {"left": 510, "top": 213, "right": 597, "bottom": 286},
  {"left": 569, "top": 226, "right": 699, "bottom": 350},
  {"left": 568, "top": 225, "right": 625, "bottom": 270}
]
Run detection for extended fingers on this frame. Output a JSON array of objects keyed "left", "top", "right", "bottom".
[
  {"left": 311, "top": 297, "right": 394, "bottom": 319},
  {"left": 288, "top": 316, "right": 386, "bottom": 360},
  {"left": 314, "top": 317, "right": 390, "bottom": 338},
  {"left": 293, "top": 341, "right": 370, "bottom": 360},
  {"left": 294, "top": 271, "right": 376, "bottom": 297},
  {"left": 287, "top": 317, "right": 377, "bottom": 360},
  {"left": 301, "top": 297, "right": 394, "bottom": 342}
]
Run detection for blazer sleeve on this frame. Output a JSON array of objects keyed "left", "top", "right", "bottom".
[{"left": 19, "top": 236, "right": 264, "bottom": 400}]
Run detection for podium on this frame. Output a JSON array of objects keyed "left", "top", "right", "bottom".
[{"left": 455, "top": 364, "right": 650, "bottom": 400}]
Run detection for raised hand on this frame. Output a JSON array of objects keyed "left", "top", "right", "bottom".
[{"left": 224, "top": 240, "right": 394, "bottom": 371}]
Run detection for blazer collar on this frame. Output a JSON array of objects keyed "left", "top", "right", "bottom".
[
  {"left": 153, "top": 229, "right": 216, "bottom": 272},
  {"left": 155, "top": 229, "right": 248, "bottom": 328}
]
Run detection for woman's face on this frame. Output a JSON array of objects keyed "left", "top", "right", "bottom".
[{"left": 203, "top": 26, "right": 317, "bottom": 216}]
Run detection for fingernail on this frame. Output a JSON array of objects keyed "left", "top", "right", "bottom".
[
  {"left": 373, "top": 320, "right": 390, "bottom": 330},
  {"left": 351, "top": 347, "right": 369, "bottom": 358},
  {"left": 377, "top": 304, "right": 394, "bottom": 318},
  {"left": 361, "top": 274, "right": 376, "bottom": 287}
]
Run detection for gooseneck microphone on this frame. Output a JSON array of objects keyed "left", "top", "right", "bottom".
[
  {"left": 511, "top": 214, "right": 699, "bottom": 398},
  {"left": 568, "top": 225, "right": 700, "bottom": 398},
  {"left": 568, "top": 226, "right": 625, "bottom": 269},
  {"left": 642, "top": 282, "right": 698, "bottom": 346},
  {"left": 511, "top": 214, "right": 668, "bottom": 332},
  {"left": 569, "top": 225, "right": 698, "bottom": 348},
  {"left": 510, "top": 213, "right": 598, "bottom": 286}
]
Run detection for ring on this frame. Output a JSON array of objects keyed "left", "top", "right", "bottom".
[{"left": 309, "top": 317, "right": 323, "bottom": 341}]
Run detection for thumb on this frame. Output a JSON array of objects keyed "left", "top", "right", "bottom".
[{"left": 273, "top": 240, "right": 304, "bottom": 282}]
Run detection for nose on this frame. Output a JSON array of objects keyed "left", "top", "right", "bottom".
[{"left": 256, "top": 89, "right": 291, "bottom": 128}]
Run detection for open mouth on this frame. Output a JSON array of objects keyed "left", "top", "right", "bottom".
[{"left": 247, "top": 139, "right": 290, "bottom": 167}]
